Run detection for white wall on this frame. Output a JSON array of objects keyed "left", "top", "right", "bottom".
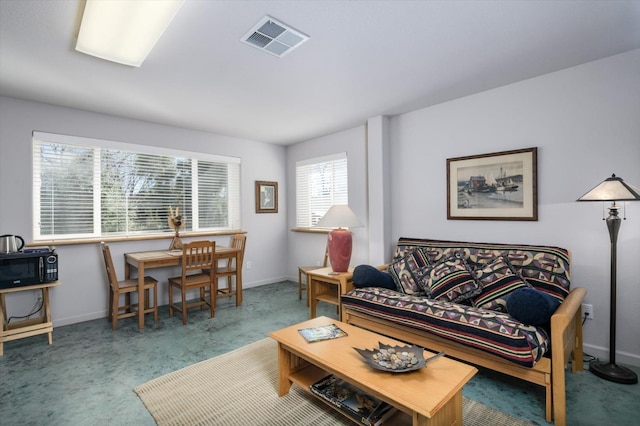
[
  {"left": 0, "top": 97, "right": 288, "bottom": 326},
  {"left": 387, "top": 49, "right": 640, "bottom": 366},
  {"left": 286, "top": 125, "right": 369, "bottom": 276},
  {"left": 366, "top": 116, "right": 392, "bottom": 266}
]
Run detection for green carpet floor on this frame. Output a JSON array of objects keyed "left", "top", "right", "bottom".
[{"left": 1, "top": 281, "right": 638, "bottom": 425}]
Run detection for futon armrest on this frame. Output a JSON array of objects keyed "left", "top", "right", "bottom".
[
  {"left": 552, "top": 287, "right": 586, "bottom": 325},
  {"left": 551, "top": 286, "right": 587, "bottom": 371}
]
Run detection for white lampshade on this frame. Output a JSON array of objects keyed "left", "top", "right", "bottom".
[
  {"left": 316, "top": 205, "right": 363, "bottom": 228},
  {"left": 577, "top": 174, "right": 640, "bottom": 202},
  {"left": 76, "top": 0, "right": 184, "bottom": 67}
]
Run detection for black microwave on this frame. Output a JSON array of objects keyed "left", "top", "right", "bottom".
[{"left": 0, "top": 250, "right": 58, "bottom": 289}]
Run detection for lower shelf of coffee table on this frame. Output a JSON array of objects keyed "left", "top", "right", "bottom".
[{"left": 289, "top": 363, "right": 410, "bottom": 425}]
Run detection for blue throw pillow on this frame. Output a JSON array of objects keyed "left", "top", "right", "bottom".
[
  {"left": 507, "top": 287, "right": 561, "bottom": 326},
  {"left": 353, "top": 265, "right": 397, "bottom": 290}
]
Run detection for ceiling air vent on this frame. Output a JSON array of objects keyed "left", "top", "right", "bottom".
[{"left": 241, "top": 16, "right": 309, "bottom": 58}]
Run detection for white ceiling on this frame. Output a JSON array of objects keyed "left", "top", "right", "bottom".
[{"left": 1, "top": 1, "right": 639, "bottom": 145}]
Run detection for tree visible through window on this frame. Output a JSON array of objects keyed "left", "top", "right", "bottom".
[
  {"left": 32, "top": 132, "right": 241, "bottom": 240},
  {"left": 296, "top": 153, "right": 348, "bottom": 227}
]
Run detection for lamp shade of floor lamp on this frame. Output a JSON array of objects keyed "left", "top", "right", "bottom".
[
  {"left": 316, "top": 205, "right": 363, "bottom": 273},
  {"left": 577, "top": 174, "right": 640, "bottom": 384}
]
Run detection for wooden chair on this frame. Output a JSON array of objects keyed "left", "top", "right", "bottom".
[
  {"left": 297, "top": 244, "right": 329, "bottom": 306},
  {"left": 214, "top": 234, "right": 246, "bottom": 306},
  {"left": 168, "top": 240, "right": 216, "bottom": 325},
  {"left": 101, "top": 242, "right": 158, "bottom": 330}
]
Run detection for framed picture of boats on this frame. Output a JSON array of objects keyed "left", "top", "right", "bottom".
[{"left": 447, "top": 147, "right": 537, "bottom": 221}]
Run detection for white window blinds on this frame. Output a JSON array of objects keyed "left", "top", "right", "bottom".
[
  {"left": 296, "top": 153, "right": 348, "bottom": 227},
  {"left": 32, "top": 132, "right": 241, "bottom": 240}
]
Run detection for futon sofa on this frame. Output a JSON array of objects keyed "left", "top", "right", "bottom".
[{"left": 340, "top": 237, "right": 586, "bottom": 426}]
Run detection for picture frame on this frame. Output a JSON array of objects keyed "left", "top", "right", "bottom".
[
  {"left": 447, "top": 147, "right": 537, "bottom": 221},
  {"left": 255, "top": 181, "right": 278, "bottom": 213}
]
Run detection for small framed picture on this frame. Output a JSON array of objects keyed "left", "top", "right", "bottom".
[
  {"left": 255, "top": 181, "right": 278, "bottom": 213},
  {"left": 447, "top": 147, "right": 538, "bottom": 221}
]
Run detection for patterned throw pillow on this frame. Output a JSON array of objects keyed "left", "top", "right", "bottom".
[
  {"left": 423, "top": 256, "right": 481, "bottom": 303},
  {"left": 472, "top": 256, "right": 529, "bottom": 312},
  {"left": 388, "top": 247, "right": 431, "bottom": 295}
]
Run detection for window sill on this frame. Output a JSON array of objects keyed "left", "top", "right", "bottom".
[
  {"left": 27, "top": 230, "right": 247, "bottom": 247},
  {"left": 290, "top": 227, "right": 330, "bottom": 234}
]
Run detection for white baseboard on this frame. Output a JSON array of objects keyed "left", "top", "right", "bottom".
[
  {"left": 242, "top": 276, "right": 291, "bottom": 288},
  {"left": 52, "top": 278, "right": 294, "bottom": 327},
  {"left": 54, "top": 311, "right": 106, "bottom": 327},
  {"left": 583, "top": 343, "right": 640, "bottom": 368}
]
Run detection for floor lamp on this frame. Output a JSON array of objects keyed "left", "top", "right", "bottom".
[
  {"left": 577, "top": 174, "right": 640, "bottom": 384},
  {"left": 316, "top": 205, "right": 363, "bottom": 274}
]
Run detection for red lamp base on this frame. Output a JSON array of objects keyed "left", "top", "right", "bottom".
[{"left": 327, "top": 228, "right": 352, "bottom": 273}]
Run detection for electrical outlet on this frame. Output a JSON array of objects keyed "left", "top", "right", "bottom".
[
  {"left": 246, "top": 261, "right": 252, "bottom": 270},
  {"left": 34, "top": 292, "right": 43, "bottom": 304},
  {"left": 582, "top": 304, "right": 594, "bottom": 320}
]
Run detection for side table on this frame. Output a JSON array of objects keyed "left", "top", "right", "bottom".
[
  {"left": 308, "top": 267, "right": 354, "bottom": 321},
  {"left": 0, "top": 281, "right": 60, "bottom": 356}
]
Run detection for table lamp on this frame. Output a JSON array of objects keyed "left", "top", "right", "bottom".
[
  {"left": 316, "top": 205, "right": 363, "bottom": 273},
  {"left": 577, "top": 173, "right": 640, "bottom": 384}
]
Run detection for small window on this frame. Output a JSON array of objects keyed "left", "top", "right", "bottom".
[
  {"left": 32, "top": 132, "right": 241, "bottom": 241},
  {"left": 296, "top": 153, "right": 348, "bottom": 227}
]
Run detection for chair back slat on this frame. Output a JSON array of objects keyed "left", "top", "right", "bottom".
[
  {"left": 228, "top": 234, "right": 247, "bottom": 268},
  {"left": 101, "top": 242, "right": 120, "bottom": 291},
  {"left": 183, "top": 240, "right": 216, "bottom": 276}
]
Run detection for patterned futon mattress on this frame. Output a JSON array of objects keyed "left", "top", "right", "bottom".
[{"left": 342, "top": 287, "right": 550, "bottom": 368}]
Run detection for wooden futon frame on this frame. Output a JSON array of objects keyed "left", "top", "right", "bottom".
[{"left": 342, "top": 276, "right": 586, "bottom": 426}]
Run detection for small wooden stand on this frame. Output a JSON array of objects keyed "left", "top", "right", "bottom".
[
  {"left": 0, "top": 281, "right": 60, "bottom": 356},
  {"left": 308, "top": 267, "right": 354, "bottom": 321}
]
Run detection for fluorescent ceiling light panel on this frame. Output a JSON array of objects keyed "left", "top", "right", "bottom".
[{"left": 76, "top": 0, "right": 184, "bottom": 67}]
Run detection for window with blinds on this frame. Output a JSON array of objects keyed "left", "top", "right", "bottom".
[
  {"left": 32, "top": 132, "right": 241, "bottom": 241},
  {"left": 296, "top": 153, "right": 348, "bottom": 227}
]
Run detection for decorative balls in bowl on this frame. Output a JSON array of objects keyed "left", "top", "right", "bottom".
[{"left": 354, "top": 342, "right": 427, "bottom": 373}]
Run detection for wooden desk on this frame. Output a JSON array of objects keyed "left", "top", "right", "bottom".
[
  {"left": 0, "top": 281, "right": 61, "bottom": 356},
  {"left": 124, "top": 246, "right": 241, "bottom": 329},
  {"left": 308, "top": 267, "right": 354, "bottom": 321}
]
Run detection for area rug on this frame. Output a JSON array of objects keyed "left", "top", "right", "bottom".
[{"left": 134, "top": 338, "right": 533, "bottom": 426}]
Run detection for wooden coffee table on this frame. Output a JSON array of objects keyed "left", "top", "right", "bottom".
[{"left": 269, "top": 316, "right": 477, "bottom": 426}]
